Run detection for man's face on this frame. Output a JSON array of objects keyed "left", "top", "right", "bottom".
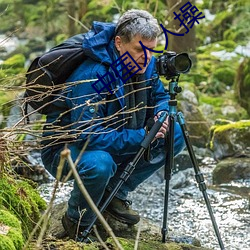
[{"left": 115, "top": 35, "right": 157, "bottom": 74}]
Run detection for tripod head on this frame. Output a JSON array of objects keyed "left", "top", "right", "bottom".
[{"left": 168, "top": 76, "right": 182, "bottom": 100}]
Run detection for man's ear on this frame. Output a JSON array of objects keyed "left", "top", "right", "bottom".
[{"left": 115, "top": 36, "right": 122, "bottom": 51}]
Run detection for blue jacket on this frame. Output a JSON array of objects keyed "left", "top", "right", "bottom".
[{"left": 44, "top": 21, "right": 170, "bottom": 156}]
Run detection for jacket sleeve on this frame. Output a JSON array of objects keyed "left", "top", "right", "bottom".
[{"left": 66, "top": 60, "right": 146, "bottom": 156}]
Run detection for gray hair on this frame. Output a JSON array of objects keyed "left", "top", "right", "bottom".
[{"left": 115, "top": 9, "right": 160, "bottom": 43}]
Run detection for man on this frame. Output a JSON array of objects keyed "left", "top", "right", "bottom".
[{"left": 41, "top": 9, "right": 185, "bottom": 241}]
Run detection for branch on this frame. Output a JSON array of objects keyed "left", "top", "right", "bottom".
[{"left": 62, "top": 148, "right": 124, "bottom": 250}]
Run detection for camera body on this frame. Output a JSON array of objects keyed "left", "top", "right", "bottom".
[{"left": 156, "top": 51, "right": 192, "bottom": 79}]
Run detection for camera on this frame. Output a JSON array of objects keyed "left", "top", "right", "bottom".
[{"left": 156, "top": 51, "right": 192, "bottom": 79}]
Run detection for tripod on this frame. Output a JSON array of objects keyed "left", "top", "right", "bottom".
[
  {"left": 82, "top": 77, "right": 225, "bottom": 250},
  {"left": 161, "top": 77, "right": 225, "bottom": 249}
]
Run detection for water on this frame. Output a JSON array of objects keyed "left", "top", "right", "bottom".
[{"left": 38, "top": 157, "right": 250, "bottom": 250}]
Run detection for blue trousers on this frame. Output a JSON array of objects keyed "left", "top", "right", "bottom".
[{"left": 41, "top": 123, "right": 185, "bottom": 226}]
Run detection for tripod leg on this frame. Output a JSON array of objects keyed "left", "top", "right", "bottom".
[
  {"left": 162, "top": 114, "right": 175, "bottom": 243},
  {"left": 177, "top": 112, "right": 225, "bottom": 250},
  {"left": 81, "top": 112, "right": 168, "bottom": 240}
]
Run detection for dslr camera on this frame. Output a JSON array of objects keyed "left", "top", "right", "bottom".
[{"left": 156, "top": 51, "right": 192, "bottom": 79}]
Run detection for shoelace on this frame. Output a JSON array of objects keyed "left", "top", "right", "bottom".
[{"left": 123, "top": 200, "right": 132, "bottom": 209}]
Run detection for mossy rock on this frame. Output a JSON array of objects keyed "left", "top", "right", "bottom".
[
  {"left": 106, "top": 237, "right": 210, "bottom": 250},
  {"left": 0, "top": 209, "right": 24, "bottom": 250},
  {"left": 0, "top": 174, "right": 47, "bottom": 239},
  {"left": 199, "top": 92, "right": 248, "bottom": 122},
  {"left": 213, "top": 157, "right": 250, "bottom": 184},
  {"left": 212, "top": 67, "right": 235, "bottom": 86},
  {"left": 209, "top": 120, "right": 250, "bottom": 160}
]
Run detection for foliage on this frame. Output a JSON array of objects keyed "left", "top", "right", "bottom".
[
  {"left": 234, "top": 57, "right": 250, "bottom": 116},
  {"left": 0, "top": 174, "right": 47, "bottom": 238},
  {"left": 0, "top": 209, "right": 24, "bottom": 250},
  {"left": 0, "top": 54, "right": 26, "bottom": 86}
]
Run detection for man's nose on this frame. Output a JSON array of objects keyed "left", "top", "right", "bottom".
[{"left": 142, "top": 50, "right": 151, "bottom": 61}]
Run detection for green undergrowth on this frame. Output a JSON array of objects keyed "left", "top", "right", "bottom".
[
  {"left": 0, "top": 173, "right": 47, "bottom": 249},
  {"left": 0, "top": 209, "right": 24, "bottom": 250}
]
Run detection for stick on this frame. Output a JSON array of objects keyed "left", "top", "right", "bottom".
[{"left": 62, "top": 148, "right": 124, "bottom": 250}]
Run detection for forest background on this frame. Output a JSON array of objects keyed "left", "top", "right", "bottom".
[
  {"left": 0, "top": 0, "right": 250, "bottom": 249},
  {"left": 0, "top": 0, "right": 250, "bottom": 126}
]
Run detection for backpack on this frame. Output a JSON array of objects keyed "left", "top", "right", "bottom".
[{"left": 24, "top": 34, "right": 86, "bottom": 115}]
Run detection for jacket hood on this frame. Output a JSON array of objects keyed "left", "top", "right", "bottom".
[{"left": 82, "top": 21, "right": 116, "bottom": 65}]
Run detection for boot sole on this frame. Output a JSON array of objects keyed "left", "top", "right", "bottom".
[{"left": 105, "top": 210, "right": 140, "bottom": 225}]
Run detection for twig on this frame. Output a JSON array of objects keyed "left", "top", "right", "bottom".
[
  {"left": 68, "top": 14, "right": 90, "bottom": 31},
  {"left": 61, "top": 148, "right": 124, "bottom": 250},
  {"left": 93, "top": 225, "right": 109, "bottom": 250},
  {"left": 134, "top": 219, "right": 142, "bottom": 250},
  {"left": 22, "top": 154, "right": 65, "bottom": 249}
]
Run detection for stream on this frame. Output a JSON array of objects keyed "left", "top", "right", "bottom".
[{"left": 38, "top": 155, "right": 250, "bottom": 250}]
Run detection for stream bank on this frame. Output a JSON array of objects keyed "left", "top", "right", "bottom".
[{"left": 38, "top": 153, "right": 250, "bottom": 250}]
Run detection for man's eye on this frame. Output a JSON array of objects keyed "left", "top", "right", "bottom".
[{"left": 136, "top": 48, "right": 143, "bottom": 52}]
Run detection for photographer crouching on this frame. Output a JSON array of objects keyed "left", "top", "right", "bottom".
[{"left": 41, "top": 9, "right": 186, "bottom": 241}]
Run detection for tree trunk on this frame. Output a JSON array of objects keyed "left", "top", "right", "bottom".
[
  {"left": 67, "top": 0, "right": 76, "bottom": 36},
  {"left": 167, "top": 0, "right": 197, "bottom": 62},
  {"left": 78, "top": 0, "right": 88, "bottom": 20}
]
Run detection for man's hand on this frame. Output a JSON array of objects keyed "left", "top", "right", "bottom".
[{"left": 154, "top": 111, "right": 169, "bottom": 139}]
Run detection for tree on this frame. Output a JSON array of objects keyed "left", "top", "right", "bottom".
[{"left": 166, "top": 0, "right": 197, "bottom": 61}]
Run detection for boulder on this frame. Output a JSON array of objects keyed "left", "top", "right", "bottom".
[
  {"left": 179, "top": 100, "right": 211, "bottom": 148},
  {"left": 42, "top": 202, "right": 211, "bottom": 250},
  {"left": 213, "top": 157, "right": 250, "bottom": 184},
  {"left": 209, "top": 120, "right": 250, "bottom": 160}
]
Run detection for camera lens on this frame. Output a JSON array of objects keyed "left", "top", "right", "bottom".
[{"left": 174, "top": 53, "right": 192, "bottom": 73}]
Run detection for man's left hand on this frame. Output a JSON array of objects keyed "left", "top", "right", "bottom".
[{"left": 154, "top": 111, "right": 169, "bottom": 139}]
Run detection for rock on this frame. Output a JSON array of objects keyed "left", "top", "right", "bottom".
[
  {"left": 213, "top": 157, "right": 250, "bottom": 184},
  {"left": 181, "top": 89, "right": 199, "bottom": 105},
  {"left": 170, "top": 168, "right": 193, "bottom": 189},
  {"left": 44, "top": 202, "right": 211, "bottom": 250},
  {"left": 209, "top": 120, "right": 250, "bottom": 160},
  {"left": 221, "top": 105, "right": 237, "bottom": 116},
  {"left": 179, "top": 100, "right": 211, "bottom": 148}
]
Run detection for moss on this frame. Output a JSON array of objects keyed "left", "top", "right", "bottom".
[
  {"left": 7, "top": 228, "right": 24, "bottom": 249},
  {"left": 1, "top": 54, "right": 25, "bottom": 69},
  {"left": 0, "top": 54, "right": 26, "bottom": 86},
  {"left": 199, "top": 95, "right": 224, "bottom": 107},
  {"left": 0, "top": 209, "right": 24, "bottom": 249},
  {"left": 218, "top": 40, "right": 237, "bottom": 51},
  {"left": 199, "top": 91, "right": 248, "bottom": 122},
  {"left": 0, "top": 209, "right": 21, "bottom": 229},
  {"left": 106, "top": 237, "right": 208, "bottom": 250},
  {"left": 0, "top": 235, "right": 16, "bottom": 250},
  {"left": 0, "top": 175, "right": 46, "bottom": 239},
  {"left": 209, "top": 120, "right": 250, "bottom": 151},
  {"left": 213, "top": 120, "right": 250, "bottom": 133},
  {"left": 213, "top": 67, "right": 235, "bottom": 86}
]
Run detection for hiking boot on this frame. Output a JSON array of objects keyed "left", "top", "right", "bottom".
[
  {"left": 61, "top": 213, "right": 97, "bottom": 243},
  {"left": 105, "top": 196, "right": 140, "bottom": 225}
]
